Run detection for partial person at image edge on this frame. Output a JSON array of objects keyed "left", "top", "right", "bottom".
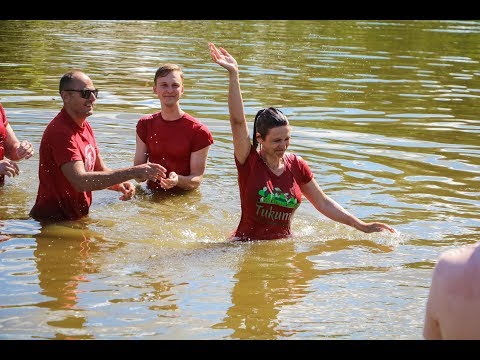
[
  {"left": 424, "top": 242, "right": 480, "bottom": 340},
  {"left": 0, "top": 103, "right": 34, "bottom": 186}
]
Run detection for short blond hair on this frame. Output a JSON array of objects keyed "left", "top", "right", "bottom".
[{"left": 154, "top": 64, "right": 183, "bottom": 84}]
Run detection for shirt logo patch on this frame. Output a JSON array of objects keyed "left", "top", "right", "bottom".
[
  {"left": 258, "top": 186, "right": 298, "bottom": 209},
  {"left": 84, "top": 144, "right": 96, "bottom": 172}
]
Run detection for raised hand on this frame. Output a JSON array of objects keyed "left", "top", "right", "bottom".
[{"left": 209, "top": 42, "right": 238, "bottom": 73}]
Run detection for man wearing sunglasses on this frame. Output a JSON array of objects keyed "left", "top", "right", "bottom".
[{"left": 30, "top": 70, "right": 166, "bottom": 221}]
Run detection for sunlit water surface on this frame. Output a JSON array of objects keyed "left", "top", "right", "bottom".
[{"left": 0, "top": 20, "right": 479, "bottom": 339}]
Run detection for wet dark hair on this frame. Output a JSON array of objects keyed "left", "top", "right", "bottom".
[
  {"left": 59, "top": 70, "right": 79, "bottom": 93},
  {"left": 252, "top": 107, "right": 289, "bottom": 149}
]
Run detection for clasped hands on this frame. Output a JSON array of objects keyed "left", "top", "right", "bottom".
[{"left": 136, "top": 162, "right": 178, "bottom": 190}]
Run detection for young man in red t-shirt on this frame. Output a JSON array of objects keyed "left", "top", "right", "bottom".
[
  {"left": 134, "top": 64, "right": 213, "bottom": 192},
  {"left": 30, "top": 70, "right": 166, "bottom": 221}
]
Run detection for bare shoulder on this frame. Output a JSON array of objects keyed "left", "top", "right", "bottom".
[
  {"left": 434, "top": 243, "right": 480, "bottom": 281},
  {"left": 438, "top": 243, "right": 479, "bottom": 264}
]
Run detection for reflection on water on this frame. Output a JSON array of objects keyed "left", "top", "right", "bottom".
[
  {"left": 0, "top": 20, "right": 479, "bottom": 339},
  {"left": 34, "top": 224, "right": 101, "bottom": 340},
  {"left": 213, "top": 239, "right": 395, "bottom": 339}
]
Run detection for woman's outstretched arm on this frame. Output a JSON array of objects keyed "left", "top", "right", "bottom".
[{"left": 301, "top": 178, "right": 396, "bottom": 233}]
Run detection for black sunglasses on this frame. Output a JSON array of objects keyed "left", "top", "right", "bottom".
[{"left": 64, "top": 89, "right": 99, "bottom": 99}]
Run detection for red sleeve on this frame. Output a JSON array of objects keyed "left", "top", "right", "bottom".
[
  {"left": 0, "top": 104, "right": 8, "bottom": 127},
  {"left": 49, "top": 128, "right": 85, "bottom": 167},
  {"left": 50, "top": 136, "right": 83, "bottom": 167},
  {"left": 136, "top": 118, "right": 147, "bottom": 143},
  {"left": 293, "top": 154, "right": 314, "bottom": 185},
  {"left": 191, "top": 124, "right": 213, "bottom": 152}
]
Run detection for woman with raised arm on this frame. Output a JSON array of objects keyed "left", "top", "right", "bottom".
[{"left": 209, "top": 42, "right": 396, "bottom": 241}]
